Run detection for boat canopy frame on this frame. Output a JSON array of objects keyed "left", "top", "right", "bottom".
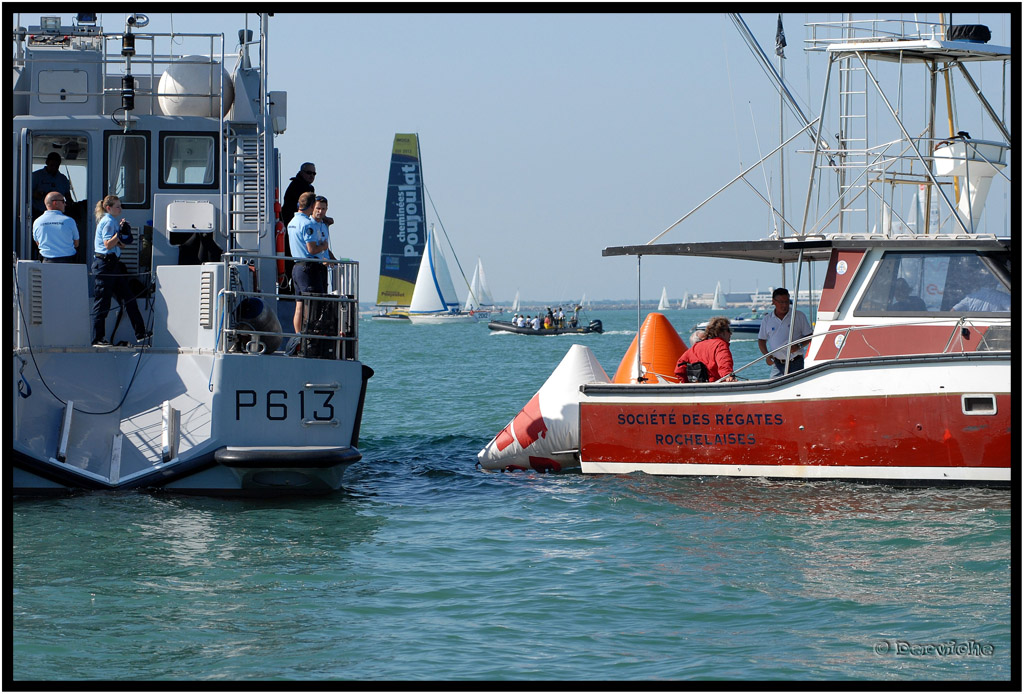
[{"left": 602, "top": 235, "right": 1011, "bottom": 264}]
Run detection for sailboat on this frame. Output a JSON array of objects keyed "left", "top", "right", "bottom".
[
  {"left": 710, "top": 281, "right": 725, "bottom": 310},
  {"left": 464, "top": 257, "right": 500, "bottom": 318},
  {"left": 408, "top": 224, "right": 474, "bottom": 323},
  {"left": 679, "top": 290, "right": 689, "bottom": 310},
  {"left": 373, "top": 133, "right": 426, "bottom": 320},
  {"left": 657, "top": 287, "right": 671, "bottom": 311},
  {"left": 511, "top": 289, "right": 521, "bottom": 313}
]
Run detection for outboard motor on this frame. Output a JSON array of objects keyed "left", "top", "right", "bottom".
[
  {"left": 234, "top": 298, "right": 283, "bottom": 354},
  {"left": 589, "top": 319, "right": 603, "bottom": 333}
]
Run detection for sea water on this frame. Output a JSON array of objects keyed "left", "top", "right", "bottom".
[{"left": 11, "top": 309, "right": 1013, "bottom": 681}]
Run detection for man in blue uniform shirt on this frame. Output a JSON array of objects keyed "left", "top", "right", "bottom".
[
  {"left": 32, "top": 191, "right": 80, "bottom": 262},
  {"left": 32, "top": 152, "right": 73, "bottom": 219},
  {"left": 287, "top": 191, "right": 330, "bottom": 334}
]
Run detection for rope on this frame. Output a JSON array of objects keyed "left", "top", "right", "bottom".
[{"left": 14, "top": 268, "right": 148, "bottom": 416}]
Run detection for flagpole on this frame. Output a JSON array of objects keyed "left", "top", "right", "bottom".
[{"left": 776, "top": 13, "right": 788, "bottom": 291}]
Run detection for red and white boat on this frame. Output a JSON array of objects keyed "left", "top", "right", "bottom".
[{"left": 483, "top": 15, "right": 1012, "bottom": 486}]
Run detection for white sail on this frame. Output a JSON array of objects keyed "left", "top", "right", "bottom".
[
  {"left": 464, "top": 261, "right": 481, "bottom": 311},
  {"left": 657, "top": 286, "right": 670, "bottom": 311},
  {"left": 409, "top": 224, "right": 461, "bottom": 315},
  {"left": 679, "top": 290, "right": 689, "bottom": 310},
  {"left": 711, "top": 281, "right": 725, "bottom": 310},
  {"left": 511, "top": 289, "right": 520, "bottom": 312},
  {"left": 475, "top": 258, "right": 494, "bottom": 305}
]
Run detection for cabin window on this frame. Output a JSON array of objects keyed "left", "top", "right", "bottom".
[
  {"left": 104, "top": 131, "right": 149, "bottom": 207},
  {"left": 856, "top": 251, "right": 1011, "bottom": 316},
  {"left": 160, "top": 133, "right": 217, "bottom": 188}
]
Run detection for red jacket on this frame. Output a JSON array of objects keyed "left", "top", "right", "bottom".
[{"left": 675, "top": 337, "right": 734, "bottom": 382}]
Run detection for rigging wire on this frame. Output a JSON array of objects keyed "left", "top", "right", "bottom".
[
  {"left": 748, "top": 101, "right": 780, "bottom": 239},
  {"left": 424, "top": 183, "right": 476, "bottom": 306}
]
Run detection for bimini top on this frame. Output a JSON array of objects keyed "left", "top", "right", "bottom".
[{"left": 602, "top": 234, "right": 1012, "bottom": 265}]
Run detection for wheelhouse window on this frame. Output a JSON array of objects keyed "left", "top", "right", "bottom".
[
  {"left": 856, "top": 251, "right": 1011, "bottom": 316},
  {"left": 160, "top": 133, "right": 217, "bottom": 188},
  {"left": 104, "top": 131, "right": 149, "bottom": 207}
]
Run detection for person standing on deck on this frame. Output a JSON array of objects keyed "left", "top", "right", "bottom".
[
  {"left": 758, "top": 287, "right": 812, "bottom": 377},
  {"left": 32, "top": 191, "right": 79, "bottom": 262},
  {"left": 32, "top": 152, "right": 73, "bottom": 220},
  {"left": 288, "top": 192, "right": 330, "bottom": 335}
]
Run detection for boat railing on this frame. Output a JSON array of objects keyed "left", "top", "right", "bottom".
[
  {"left": 217, "top": 251, "right": 359, "bottom": 361},
  {"left": 13, "top": 20, "right": 229, "bottom": 116},
  {"left": 804, "top": 18, "right": 947, "bottom": 51},
  {"left": 728, "top": 317, "right": 1011, "bottom": 380}
]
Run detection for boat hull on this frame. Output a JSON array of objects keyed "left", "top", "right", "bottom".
[
  {"left": 408, "top": 312, "right": 476, "bottom": 324},
  {"left": 697, "top": 317, "right": 761, "bottom": 333},
  {"left": 12, "top": 349, "right": 373, "bottom": 496},
  {"left": 579, "top": 353, "right": 1010, "bottom": 485},
  {"left": 488, "top": 320, "right": 603, "bottom": 335}
]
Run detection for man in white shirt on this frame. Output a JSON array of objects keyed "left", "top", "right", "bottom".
[{"left": 758, "top": 287, "right": 813, "bottom": 377}]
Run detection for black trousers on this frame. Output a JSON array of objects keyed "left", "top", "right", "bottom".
[{"left": 91, "top": 256, "right": 146, "bottom": 341}]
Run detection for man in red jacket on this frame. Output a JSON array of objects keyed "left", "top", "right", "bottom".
[{"left": 675, "top": 316, "right": 737, "bottom": 382}]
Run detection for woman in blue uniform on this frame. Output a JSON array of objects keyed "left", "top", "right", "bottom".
[{"left": 91, "top": 195, "right": 150, "bottom": 346}]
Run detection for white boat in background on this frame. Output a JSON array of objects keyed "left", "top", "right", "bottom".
[
  {"left": 710, "top": 281, "right": 725, "bottom": 310},
  {"left": 679, "top": 291, "right": 689, "bottom": 310},
  {"left": 483, "top": 14, "right": 1011, "bottom": 486},
  {"left": 408, "top": 224, "right": 474, "bottom": 323},
  {"left": 511, "top": 289, "right": 521, "bottom": 313},
  {"left": 657, "top": 287, "right": 671, "bottom": 311},
  {"left": 465, "top": 257, "right": 500, "bottom": 318},
  {"left": 13, "top": 13, "right": 373, "bottom": 496}
]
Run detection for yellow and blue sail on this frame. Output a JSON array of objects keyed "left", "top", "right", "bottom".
[{"left": 376, "top": 133, "right": 426, "bottom": 307}]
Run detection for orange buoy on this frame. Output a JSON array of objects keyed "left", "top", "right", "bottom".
[{"left": 612, "top": 312, "right": 688, "bottom": 384}]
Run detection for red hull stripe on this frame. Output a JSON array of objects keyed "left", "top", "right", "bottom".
[{"left": 579, "top": 394, "right": 1011, "bottom": 469}]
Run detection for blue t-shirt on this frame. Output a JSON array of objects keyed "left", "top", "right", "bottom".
[
  {"left": 94, "top": 213, "right": 121, "bottom": 257},
  {"left": 32, "top": 210, "right": 79, "bottom": 259},
  {"left": 311, "top": 220, "right": 331, "bottom": 260},
  {"left": 287, "top": 212, "right": 322, "bottom": 260}
]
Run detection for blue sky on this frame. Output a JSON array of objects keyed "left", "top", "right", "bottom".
[{"left": 15, "top": 11, "right": 1012, "bottom": 303}]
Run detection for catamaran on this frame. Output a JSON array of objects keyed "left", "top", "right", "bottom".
[{"left": 13, "top": 13, "right": 373, "bottom": 495}]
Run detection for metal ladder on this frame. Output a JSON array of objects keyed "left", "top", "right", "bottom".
[
  {"left": 836, "top": 53, "right": 870, "bottom": 233},
  {"left": 225, "top": 128, "right": 267, "bottom": 252}
]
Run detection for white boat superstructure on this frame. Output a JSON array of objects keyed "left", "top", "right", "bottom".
[{"left": 12, "top": 13, "right": 372, "bottom": 496}]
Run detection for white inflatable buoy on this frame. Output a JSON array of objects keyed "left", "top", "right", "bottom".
[{"left": 478, "top": 344, "right": 610, "bottom": 473}]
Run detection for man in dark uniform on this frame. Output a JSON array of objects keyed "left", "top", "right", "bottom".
[{"left": 32, "top": 152, "right": 73, "bottom": 220}]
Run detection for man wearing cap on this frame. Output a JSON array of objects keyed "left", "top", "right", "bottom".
[{"left": 32, "top": 191, "right": 80, "bottom": 263}]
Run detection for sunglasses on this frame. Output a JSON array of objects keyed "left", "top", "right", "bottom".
[{"left": 303, "top": 170, "right": 317, "bottom": 176}]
